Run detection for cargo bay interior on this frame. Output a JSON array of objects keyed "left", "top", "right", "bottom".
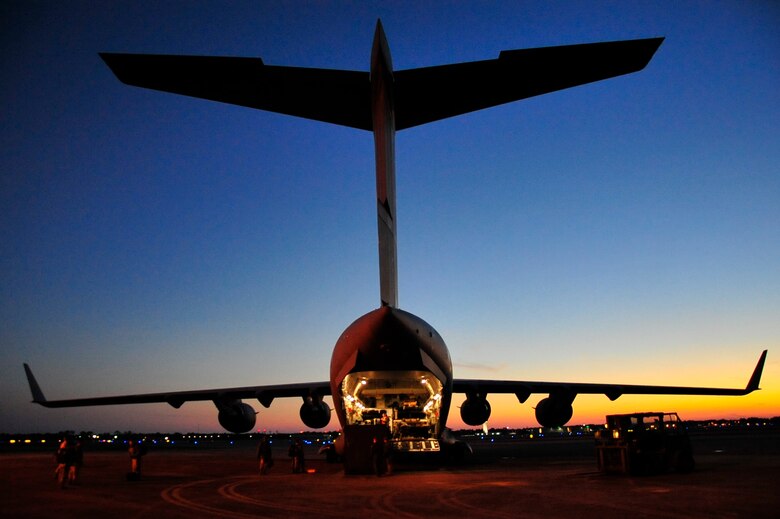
[{"left": 340, "top": 370, "right": 443, "bottom": 451}]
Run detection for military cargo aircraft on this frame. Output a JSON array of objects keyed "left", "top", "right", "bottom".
[{"left": 25, "top": 22, "right": 766, "bottom": 468}]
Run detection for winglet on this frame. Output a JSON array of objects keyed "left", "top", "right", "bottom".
[
  {"left": 23, "top": 363, "right": 47, "bottom": 404},
  {"left": 744, "top": 350, "right": 767, "bottom": 393}
]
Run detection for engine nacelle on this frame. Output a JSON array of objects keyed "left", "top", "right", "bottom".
[
  {"left": 534, "top": 397, "right": 573, "bottom": 428},
  {"left": 299, "top": 397, "right": 331, "bottom": 429},
  {"left": 217, "top": 402, "right": 257, "bottom": 433},
  {"left": 460, "top": 396, "right": 491, "bottom": 426}
]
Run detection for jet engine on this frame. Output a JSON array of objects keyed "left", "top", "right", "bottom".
[
  {"left": 216, "top": 401, "right": 257, "bottom": 433},
  {"left": 534, "top": 397, "right": 573, "bottom": 428},
  {"left": 460, "top": 395, "right": 491, "bottom": 426},
  {"left": 299, "top": 396, "right": 331, "bottom": 429}
]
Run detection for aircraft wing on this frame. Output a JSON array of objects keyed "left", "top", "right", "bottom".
[
  {"left": 23, "top": 363, "right": 329, "bottom": 410},
  {"left": 452, "top": 350, "right": 767, "bottom": 402},
  {"left": 99, "top": 37, "right": 663, "bottom": 132}
]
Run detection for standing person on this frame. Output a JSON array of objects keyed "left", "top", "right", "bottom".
[
  {"left": 381, "top": 419, "right": 393, "bottom": 476},
  {"left": 371, "top": 436, "right": 386, "bottom": 476},
  {"left": 384, "top": 435, "right": 394, "bottom": 476},
  {"left": 256, "top": 436, "right": 273, "bottom": 475},
  {"left": 67, "top": 439, "right": 83, "bottom": 485},
  {"left": 54, "top": 438, "right": 71, "bottom": 489},
  {"left": 288, "top": 439, "right": 305, "bottom": 473},
  {"left": 127, "top": 439, "right": 145, "bottom": 480}
]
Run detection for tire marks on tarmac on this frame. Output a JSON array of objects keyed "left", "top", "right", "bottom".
[
  {"left": 434, "top": 481, "right": 524, "bottom": 519},
  {"left": 160, "top": 478, "right": 259, "bottom": 519},
  {"left": 364, "top": 475, "right": 529, "bottom": 518},
  {"left": 161, "top": 475, "right": 347, "bottom": 518},
  {"left": 161, "top": 472, "right": 537, "bottom": 518},
  {"left": 218, "top": 477, "right": 346, "bottom": 518}
]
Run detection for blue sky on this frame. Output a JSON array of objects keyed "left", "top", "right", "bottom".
[{"left": 2, "top": 1, "right": 778, "bottom": 433}]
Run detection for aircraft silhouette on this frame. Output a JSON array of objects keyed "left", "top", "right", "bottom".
[{"left": 25, "top": 21, "right": 766, "bottom": 469}]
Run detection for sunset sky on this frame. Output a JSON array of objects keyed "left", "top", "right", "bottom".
[{"left": 2, "top": 1, "right": 778, "bottom": 434}]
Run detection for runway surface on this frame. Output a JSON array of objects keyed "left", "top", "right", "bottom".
[{"left": 3, "top": 432, "right": 778, "bottom": 518}]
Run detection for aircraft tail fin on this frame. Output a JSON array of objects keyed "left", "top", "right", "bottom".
[{"left": 23, "top": 363, "right": 48, "bottom": 404}]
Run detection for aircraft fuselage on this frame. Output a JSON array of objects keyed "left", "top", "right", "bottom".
[
  {"left": 330, "top": 307, "right": 453, "bottom": 458},
  {"left": 327, "top": 26, "right": 454, "bottom": 460}
]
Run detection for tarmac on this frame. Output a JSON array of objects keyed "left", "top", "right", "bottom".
[{"left": 2, "top": 430, "right": 778, "bottom": 518}]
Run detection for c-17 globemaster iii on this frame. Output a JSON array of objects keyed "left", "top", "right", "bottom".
[{"left": 25, "top": 21, "right": 766, "bottom": 472}]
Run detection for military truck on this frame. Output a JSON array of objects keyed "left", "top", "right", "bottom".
[{"left": 595, "top": 412, "right": 694, "bottom": 474}]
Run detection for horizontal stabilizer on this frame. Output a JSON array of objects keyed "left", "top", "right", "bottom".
[
  {"left": 100, "top": 53, "right": 372, "bottom": 130},
  {"left": 100, "top": 37, "right": 662, "bottom": 132},
  {"left": 394, "top": 37, "right": 664, "bottom": 129}
]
